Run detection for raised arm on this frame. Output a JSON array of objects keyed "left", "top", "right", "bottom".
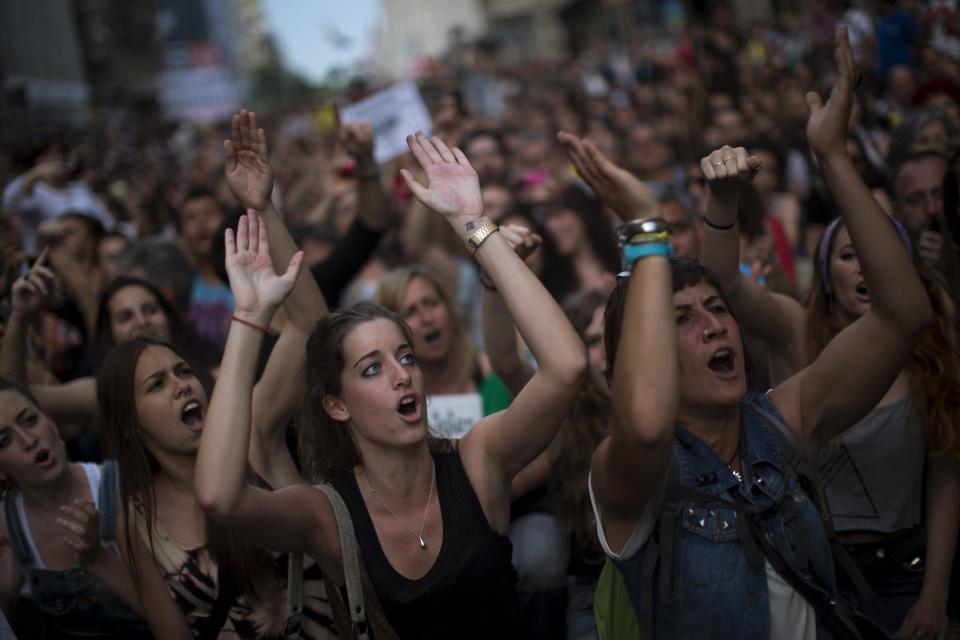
[
  {"left": 340, "top": 120, "right": 393, "bottom": 232},
  {"left": 400, "top": 132, "right": 587, "bottom": 486},
  {"left": 194, "top": 212, "right": 342, "bottom": 578},
  {"left": 698, "top": 146, "right": 807, "bottom": 357},
  {"left": 480, "top": 224, "right": 542, "bottom": 396},
  {"left": 224, "top": 110, "right": 329, "bottom": 485},
  {"left": 1, "top": 250, "right": 53, "bottom": 384},
  {"left": 770, "top": 27, "right": 933, "bottom": 447},
  {"left": 589, "top": 246, "right": 678, "bottom": 553}
]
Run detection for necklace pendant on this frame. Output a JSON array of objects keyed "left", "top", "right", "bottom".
[{"left": 418, "top": 534, "right": 426, "bottom": 550}]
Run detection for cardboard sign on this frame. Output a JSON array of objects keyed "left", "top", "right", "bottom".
[
  {"left": 426, "top": 393, "right": 483, "bottom": 439},
  {"left": 339, "top": 82, "right": 433, "bottom": 164}
]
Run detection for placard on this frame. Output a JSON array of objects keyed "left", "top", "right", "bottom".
[
  {"left": 426, "top": 393, "right": 483, "bottom": 439},
  {"left": 339, "top": 82, "right": 433, "bottom": 164}
]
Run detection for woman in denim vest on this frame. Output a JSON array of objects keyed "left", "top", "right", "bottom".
[{"left": 582, "top": 28, "right": 934, "bottom": 639}]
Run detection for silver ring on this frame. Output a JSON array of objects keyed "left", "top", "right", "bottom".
[
  {"left": 723, "top": 156, "right": 736, "bottom": 163},
  {"left": 703, "top": 329, "right": 711, "bottom": 338},
  {"left": 712, "top": 161, "right": 724, "bottom": 167}
]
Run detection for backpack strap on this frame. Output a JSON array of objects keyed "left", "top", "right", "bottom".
[
  {"left": 313, "top": 482, "right": 370, "bottom": 639},
  {"left": 748, "top": 399, "right": 875, "bottom": 600},
  {"left": 285, "top": 552, "right": 303, "bottom": 638},
  {"left": 98, "top": 460, "right": 118, "bottom": 545},
  {"left": 1, "top": 490, "right": 32, "bottom": 566}
]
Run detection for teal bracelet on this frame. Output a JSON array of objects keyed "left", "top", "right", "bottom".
[{"left": 622, "top": 242, "right": 673, "bottom": 271}]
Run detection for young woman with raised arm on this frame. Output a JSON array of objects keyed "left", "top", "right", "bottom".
[
  {"left": 96, "top": 111, "right": 338, "bottom": 638},
  {"left": 587, "top": 27, "right": 935, "bottom": 639},
  {"left": 699, "top": 30, "right": 960, "bottom": 639},
  {"left": 194, "top": 132, "right": 587, "bottom": 638}
]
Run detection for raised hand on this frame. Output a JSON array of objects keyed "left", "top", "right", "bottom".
[
  {"left": 700, "top": 145, "right": 763, "bottom": 205},
  {"left": 557, "top": 131, "right": 658, "bottom": 221},
  {"left": 57, "top": 500, "right": 104, "bottom": 565},
  {"left": 11, "top": 248, "right": 55, "bottom": 320},
  {"left": 224, "top": 109, "right": 274, "bottom": 211},
  {"left": 400, "top": 132, "right": 484, "bottom": 227},
  {"left": 806, "top": 26, "right": 857, "bottom": 159},
  {"left": 340, "top": 121, "right": 375, "bottom": 161},
  {"left": 225, "top": 210, "right": 303, "bottom": 326}
]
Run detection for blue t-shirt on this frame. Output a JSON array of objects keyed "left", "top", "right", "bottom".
[
  {"left": 876, "top": 9, "right": 918, "bottom": 75},
  {"left": 187, "top": 274, "right": 234, "bottom": 356}
]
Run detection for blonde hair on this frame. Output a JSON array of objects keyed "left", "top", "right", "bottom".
[{"left": 374, "top": 266, "right": 477, "bottom": 393}]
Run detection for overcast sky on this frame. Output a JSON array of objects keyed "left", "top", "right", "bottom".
[{"left": 261, "top": 0, "right": 381, "bottom": 82}]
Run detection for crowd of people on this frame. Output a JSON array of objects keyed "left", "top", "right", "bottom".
[{"left": 0, "top": 1, "right": 959, "bottom": 638}]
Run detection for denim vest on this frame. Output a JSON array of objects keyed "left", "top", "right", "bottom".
[
  {"left": 613, "top": 395, "right": 839, "bottom": 639},
  {"left": 3, "top": 460, "right": 149, "bottom": 636}
]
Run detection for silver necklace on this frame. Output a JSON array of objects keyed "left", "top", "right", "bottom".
[{"left": 361, "top": 464, "right": 435, "bottom": 550}]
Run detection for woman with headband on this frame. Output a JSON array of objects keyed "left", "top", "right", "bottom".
[{"left": 700, "top": 31, "right": 960, "bottom": 640}]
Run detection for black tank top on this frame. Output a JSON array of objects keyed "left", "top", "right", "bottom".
[{"left": 331, "top": 446, "right": 530, "bottom": 639}]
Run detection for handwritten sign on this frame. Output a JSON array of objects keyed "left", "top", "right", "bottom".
[
  {"left": 339, "top": 82, "right": 433, "bottom": 164},
  {"left": 426, "top": 393, "right": 483, "bottom": 439}
]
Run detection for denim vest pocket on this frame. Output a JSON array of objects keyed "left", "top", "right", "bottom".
[{"left": 679, "top": 506, "right": 740, "bottom": 586}]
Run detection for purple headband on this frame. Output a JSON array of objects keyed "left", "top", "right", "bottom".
[{"left": 817, "top": 215, "right": 913, "bottom": 294}]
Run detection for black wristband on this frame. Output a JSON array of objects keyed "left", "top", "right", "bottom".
[{"left": 702, "top": 217, "right": 736, "bottom": 231}]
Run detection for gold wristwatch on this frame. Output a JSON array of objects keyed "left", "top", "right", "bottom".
[{"left": 465, "top": 220, "right": 499, "bottom": 256}]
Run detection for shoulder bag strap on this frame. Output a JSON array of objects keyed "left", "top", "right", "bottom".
[
  {"left": 285, "top": 551, "right": 303, "bottom": 638},
  {"left": 313, "top": 482, "right": 369, "bottom": 639}
]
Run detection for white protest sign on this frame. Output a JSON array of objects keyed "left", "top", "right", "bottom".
[
  {"left": 339, "top": 81, "right": 433, "bottom": 164},
  {"left": 426, "top": 393, "right": 483, "bottom": 439}
]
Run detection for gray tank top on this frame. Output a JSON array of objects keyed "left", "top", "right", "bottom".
[{"left": 820, "top": 394, "right": 925, "bottom": 533}]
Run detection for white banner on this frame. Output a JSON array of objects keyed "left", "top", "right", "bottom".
[{"left": 339, "top": 81, "right": 433, "bottom": 164}]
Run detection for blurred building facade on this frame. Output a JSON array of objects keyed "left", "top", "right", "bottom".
[
  {"left": 0, "top": 0, "right": 276, "bottom": 145},
  {"left": 379, "top": 0, "right": 488, "bottom": 78}
]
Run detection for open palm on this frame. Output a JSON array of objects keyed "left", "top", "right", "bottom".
[
  {"left": 225, "top": 210, "right": 302, "bottom": 319},
  {"left": 806, "top": 27, "right": 856, "bottom": 158},
  {"left": 401, "top": 132, "right": 484, "bottom": 220},
  {"left": 558, "top": 131, "right": 657, "bottom": 221},
  {"left": 224, "top": 109, "right": 274, "bottom": 211}
]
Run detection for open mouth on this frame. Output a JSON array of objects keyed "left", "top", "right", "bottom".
[
  {"left": 708, "top": 348, "right": 736, "bottom": 375},
  {"left": 180, "top": 400, "right": 204, "bottom": 432},
  {"left": 423, "top": 329, "right": 443, "bottom": 346},
  {"left": 34, "top": 449, "right": 53, "bottom": 467},
  {"left": 396, "top": 394, "right": 422, "bottom": 423},
  {"left": 855, "top": 282, "right": 869, "bottom": 297}
]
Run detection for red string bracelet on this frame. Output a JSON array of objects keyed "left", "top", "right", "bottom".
[{"left": 231, "top": 315, "right": 273, "bottom": 335}]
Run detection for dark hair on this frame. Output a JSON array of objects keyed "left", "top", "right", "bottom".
[
  {"left": 558, "top": 184, "right": 621, "bottom": 275},
  {"left": 173, "top": 187, "right": 221, "bottom": 232},
  {"left": 94, "top": 276, "right": 215, "bottom": 382},
  {"left": 0, "top": 379, "right": 39, "bottom": 409},
  {"left": 97, "top": 338, "right": 275, "bottom": 598},
  {"left": 459, "top": 128, "right": 507, "bottom": 157},
  {"left": 298, "top": 302, "right": 449, "bottom": 482},
  {"left": 114, "top": 237, "right": 194, "bottom": 313},
  {"left": 890, "top": 150, "right": 949, "bottom": 198},
  {"left": 501, "top": 208, "right": 578, "bottom": 302},
  {"left": 59, "top": 210, "right": 106, "bottom": 243},
  {"left": 604, "top": 259, "right": 756, "bottom": 388}
]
